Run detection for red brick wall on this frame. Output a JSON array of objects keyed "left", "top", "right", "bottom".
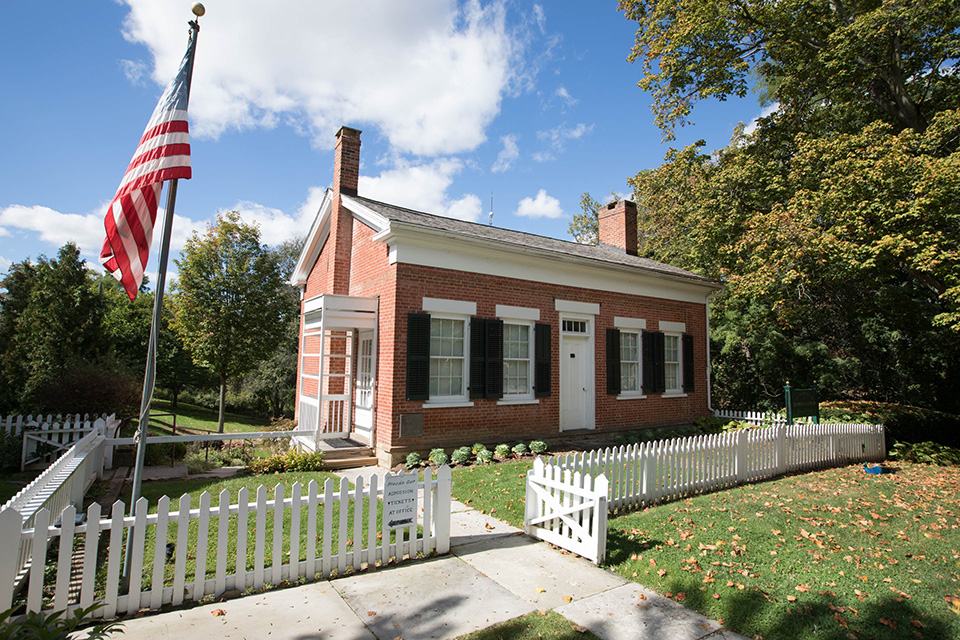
[
  {"left": 297, "top": 215, "right": 711, "bottom": 462},
  {"left": 379, "top": 262, "right": 711, "bottom": 457}
]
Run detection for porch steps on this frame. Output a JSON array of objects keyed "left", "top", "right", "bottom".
[{"left": 316, "top": 439, "right": 379, "bottom": 470}]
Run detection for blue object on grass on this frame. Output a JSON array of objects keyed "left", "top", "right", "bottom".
[{"left": 863, "top": 462, "right": 883, "bottom": 474}]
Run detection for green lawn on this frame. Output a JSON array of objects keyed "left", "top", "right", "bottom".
[
  {"left": 450, "top": 460, "right": 533, "bottom": 528},
  {"left": 453, "top": 459, "right": 960, "bottom": 640},
  {"left": 124, "top": 398, "right": 271, "bottom": 436},
  {"left": 453, "top": 610, "right": 603, "bottom": 640}
]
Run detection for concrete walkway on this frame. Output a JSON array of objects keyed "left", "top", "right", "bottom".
[{"left": 102, "top": 467, "right": 747, "bottom": 640}]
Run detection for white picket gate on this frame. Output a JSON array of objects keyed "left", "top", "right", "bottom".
[
  {"left": 546, "top": 422, "right": 885, "bottom": 513},
  {"left": 0, "top": 466, "right": 452, "bottom": 619},
  {"left": 525, "top": 458, "right": 608, "bottom": 564}
]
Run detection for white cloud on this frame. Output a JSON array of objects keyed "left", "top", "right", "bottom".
[
  {"left": 0, "top": 203, "right": 204, "bottom": 267},
  {"left": 119, "top": 59, "right": 148, "bottom": 85},
  {"left": 533, "top": 4, "right": 546, "bottom": 34},
  {"left": 491, "top": 134, "right": 519, "bottom": 173},
  {"left": 555, "top": 85, "right": 577, "bottom": 106},
  {"left": 359, "top": 158, "right": 482, "bottom": 222},
  {"left": 121, "top": 0, "right": 525, "bottom": 156},
  {"left": 0, "top": 256, "right": 10, "bottom": 275},
  {"left": 515, "top": 189, "right": 563, "bottom": 219},
  {"left": 0, "top": 205, "right": 107, "bottom": 259},
  {"left": 743, "top": 103, "right": 780, "bottom": 136},
  {"left": 225, "top": 200, "right": 315, "bottom": 247},
  {"left": 534, "top": 122, "right": 593, "bottom": 160}
]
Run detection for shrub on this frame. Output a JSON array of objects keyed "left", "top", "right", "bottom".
[
  {"left": 494, "top": 443, "right": 511, "bottom": 459},
  {"left": 0, "top": 604, "right": 123, "bottom": 639},
  {"left": 612, "top": 434, "right": 629, "bottom": 446},
  {"left": 472, "top": 442, "right": 488, "bottom": 455},
  {"left": 887, "top": 441, "right": 960, "bottom": 466},
  {"left": 185, "top": 453, "right": 215, "bottom": 475},
  {"left": 512, "top": 442, "right": 528, "bottom": 457},
  {"left": 405, "top": 452, "right": 423, "bottom": 469},
  {"left": 249, "top": 449, "right": 324, "bottom": 473},
  {"left": 451, "top": 446, "right": 472, "bottom": 465},
  {"left": 476, "top": 448, "right": 494, "bottom": 464},
  {"left": 28, "top": 359, "right": 140, "bottom": 417},
  {"left": 0, "top": 431, "right": 22, "bottom": 472},
  {"left": 822, "top": 400, "right": 960, "bottom": 448},
  {"left": 220, "top": 440, "right": 255, "bottom": 466},
  {"left": 529, "top": 439, "right": 548, "bottom": 455},
  {"left": 429, "top": 448, "right": 449, "bottom": 466}
]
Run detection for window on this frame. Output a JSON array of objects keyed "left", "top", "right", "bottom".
[
  {"left": 429, "top": 317, "right": 466, "bottom": 399},
  {"left": 503, "top": 322, "right": 533, "bottom": 398},
  {"left": 563, "top": 319, "right": 587, "bottom": 334},
  {"left": 620, "top": 331, "right": 640, "bottom": 393},
  {"left": 664, "top": 334, "right": 681, "bottom": 393}
]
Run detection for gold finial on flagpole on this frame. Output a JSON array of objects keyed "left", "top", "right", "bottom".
[{"left": 191, "top": 2, "right": 206, "bottom": 17}]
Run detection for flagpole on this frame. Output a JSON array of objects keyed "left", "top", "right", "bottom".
[{"left": 123, "top": 5, "right": 203, "bottom": 586}]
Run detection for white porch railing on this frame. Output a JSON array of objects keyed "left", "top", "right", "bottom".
[
  {"left": 525, "top": 458, "right": 608, "bottom": 564},
  {"left": 0, "top": 466, "right": 452, "bottom": 618},
  {"left": 1, "top": 416, "right": 116, "bottom": 592},
  {"left": 546, "top": 423, "right": 885, "bottom": 513}
]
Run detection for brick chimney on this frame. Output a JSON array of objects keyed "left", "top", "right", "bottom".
[
  {"left": 334, "top": 126, "right": 361, "bottom": 196},
  {"left": 328, "top": 126, "right": 362, "bottom": 294},
  {"left": 598, "top": 200, "right": 638, "bottom": 256}
]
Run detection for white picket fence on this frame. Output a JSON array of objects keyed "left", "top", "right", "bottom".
[
  {"left": 525, "top": 458, "right": 608, "bottom": 564},
  {"left": 714, "top": 409, "right": 814, "bottom": 426},
  {"left": 545, "top": 422, "right": 885, "bottom": 513},
  {"left": 0, "top": 466, "right": 452, "bottom": 618},
  {"left": 1, "top": 416, "right": 117, "bottom": 592}
]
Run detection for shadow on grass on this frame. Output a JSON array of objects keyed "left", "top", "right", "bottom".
[
  {"left": 659, "top": 575, "right": 953, "bottom": 640},
  {"left": 604, "top": 527, "right": 662, "bottom": 566}
]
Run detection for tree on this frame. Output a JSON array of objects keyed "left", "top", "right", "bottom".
[
  {"left": 171, "top": 212, "right": 290, "bottom": 431},
  {"left": 567, "top": 190, "right": 622, "bottom": 244},
  {"left": 0, "top": 244, "right": 112, "bottom": 411},
  {"left": 235, "top": 236, "right": 304, "bottom": 418},
  {"left": 619, "top": 0, "right": 960, "bottom": 138},
  {"left": 613, "top": 1, "right": 960, "bottom": 411}
]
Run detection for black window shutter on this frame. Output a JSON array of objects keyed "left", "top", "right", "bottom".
[
  {"left": 485, "top": 319, "right": 504, "bottom": 399},
  {"left": 654, "top": 332, "right": 666, "bottom": 393},
  {"left": 682, "top": 333, "right": 695, "bottom": 392},
  {"left": 642, "top": 331, "right": 666, "bottom": 394},
  {"left": 406, "top": 313, "right": 430, "bottom": 401},
  {"left": 469, "top": 317, "right": 487, "bottom": 399},
  {"left": 606, "top": 328, "right": 621, "bottom": 394},
  {"left": 534, "top": 323, "right": 551, "bottom": 397},
  {"left": 641, "top": 332, "right": 656, "bottom": 394}
]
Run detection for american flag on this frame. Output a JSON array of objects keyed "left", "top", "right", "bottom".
[{"left": 100, "top": 29, "right": 197, "bottom": 300}]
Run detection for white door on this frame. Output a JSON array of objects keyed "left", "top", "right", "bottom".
[
  {"left": 560, "top": 335, "right": 590, "bottom": 431},
  {"left": 353, "top": 331, "right": 374, "bottom": 443}
]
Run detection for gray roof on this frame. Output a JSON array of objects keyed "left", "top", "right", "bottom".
[{"left": 351, "top": 194, "right": 719, "bottom": 287}]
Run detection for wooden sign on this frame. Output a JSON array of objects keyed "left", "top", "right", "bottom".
[{"left": 383, "top": 472, "right": 418, "bottom": 529}]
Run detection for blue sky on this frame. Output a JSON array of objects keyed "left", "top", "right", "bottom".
[{"left": 0, "top": 1, "right": 764, "bottom": 284}]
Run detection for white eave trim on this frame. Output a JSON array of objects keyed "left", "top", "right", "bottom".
[
  {"left": 372, "top": 221, "right": 721, "bottom": 304},
  {"left": 341, "top": 194, "right": 390, "bottom": 233},
  {"left": 289, "top": 189, "right": 333, "bottom": 287}
]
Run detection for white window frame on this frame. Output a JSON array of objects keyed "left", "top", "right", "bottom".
[
  {"left": 425, "top": 313, "right": 471, "bottom": 407},
  {"left": 663, "top": 332, "right": 684, "bottom": 396},
  {"left": 614, "top": 317, "right": 646, "bottom": 399},
  {"left": 501, "top": 320, "right": 535, "bottom": 402},
  {"left": 618, "top": 330, "right": 643, "bottom": 398}
]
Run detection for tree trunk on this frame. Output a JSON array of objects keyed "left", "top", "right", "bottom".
[{"left": 218, "top": 373, "right": 227, "bottom": 433}]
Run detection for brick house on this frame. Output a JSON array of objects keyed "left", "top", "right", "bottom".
[{"left": 289, "top": 126, "right": 722, "bottom": 467}]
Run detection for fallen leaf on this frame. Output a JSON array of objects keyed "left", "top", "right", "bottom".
[
  {"left": 637, "top": 593, "right": 647, "bottom": 600},
  {"left": 536, "top": 587, "right": 546, "bottom": 593},
  {"left": 657, "top": 569, "right": 667, "bottom": 577},
  {"left": 212, "top": 609, "right": 226, "bottom": 617},
  {"left": 911, "top": 619, "right": 924, "bottom": 629},
  {"left": 367, "top": 611, "right": 377, "bottom": 617},
  {"left": 562, "top": 595, "right": 573, "bottom": 603},
  {"left": 879, "top": 617, "right": 897, "bottom": 630},
  {"left": 572, "top": 625, "right": 588, "bottom": 633}
]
